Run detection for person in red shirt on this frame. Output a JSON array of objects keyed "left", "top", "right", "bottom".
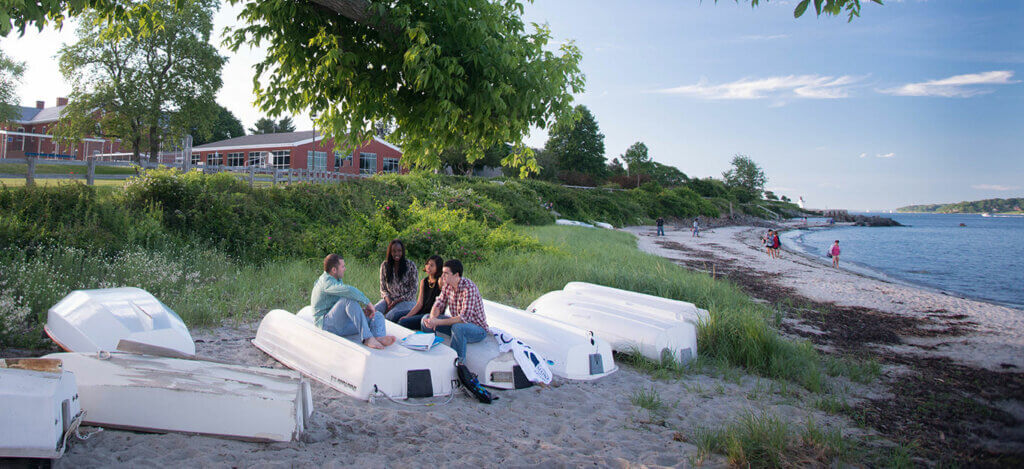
[{"left": 421, "top": 259, "right": 489, "bottom": 363}]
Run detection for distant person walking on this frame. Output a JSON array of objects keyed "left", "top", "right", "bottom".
[
  {"left": 691, "top": 218, "right": 700, "bottom": 237},
  {"left": 656, "top": 216, "right": 665, "bottom": 236},
  {"left": 829, "top": 240, "right": 841, "bottom": 267},
  {"left": 762, "top": 230, "right": 772, "bottom": 257}
]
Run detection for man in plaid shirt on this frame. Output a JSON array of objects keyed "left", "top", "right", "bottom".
[{"left": 422, "top": 259, "right": 489, "bottom": 362}]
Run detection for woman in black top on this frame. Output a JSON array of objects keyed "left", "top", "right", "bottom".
[{"left": 398, "top": 255, "right": 444, "bottom": 331}]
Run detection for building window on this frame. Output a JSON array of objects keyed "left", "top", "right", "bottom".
[
  {"left": 226, "top": 152, "right": 244, "bottom": 166},
  {"left": 383, "top": 157, "right": 400, "bottom": 173},
  {"left": 335, "top": 151, "right": 353, "bottom": 167},
  {"left": 207, "top": 153, "right": 223, "bottom": 166},
  {"left": 248, "top": 151, "right": 263, "bottom": 167},
  {"left": 272, "top": 150, "right": 291, "bottom": 169},
  {"left": 309, "top": 151, "right": 326, "bottom": 170},
  {"left": 191, "top": 153, "right": 201, "bottom": 165},
  {"left": 359, "top": 152, "right": 377, "bottom": 174}
]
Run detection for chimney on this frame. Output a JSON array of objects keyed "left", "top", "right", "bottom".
[
  {"left": 57, "top": 97, "right": 68, "bottom": 106},
  {"left": 36, "top": 100, "right": 45, "bottom": 109}
]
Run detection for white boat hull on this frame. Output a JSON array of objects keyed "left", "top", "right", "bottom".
[
  {"left": 43, "top": 352, "right": 311, "bottom": 442},
  {"left": 484, "top": 300, "right": 617, "bottom": 380},
  {"left": 253, "top": 307, "right": 457, "bottom": 400},
  {"left": 45, "top": 287, "right": 195, "bottom": 356},
  {"left": 563, "top": 282, "right": 709, "bottom": 325},
  {"left": 555, "top": 219, "right": 595, "bottom": 228},
  {"left": 0, "top": 359, "right": 83, "bottom": 459},
  {"left": 461, "top": 336, "right": 530, "bottom": 390},
  {"left": 527, "top": 290, "right": 699, "bottom": 363}
]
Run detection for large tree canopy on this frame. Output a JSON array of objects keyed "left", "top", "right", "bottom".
[
  {"left": 722, "top": 154, "right": 767, "bottom": 197},
  {"left": 2, "top": 0, "right": 880, "bottom": 173},
  {"left": 191, "top": 104, "right": 244, "bottom": 146}
]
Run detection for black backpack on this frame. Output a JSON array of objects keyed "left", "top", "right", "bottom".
[{"left": 456, "top": 363, "right": 496, "bottom": 404}]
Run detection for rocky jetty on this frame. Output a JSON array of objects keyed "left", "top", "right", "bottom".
[{"left": 837, "top": 214, "right": 902, "bottom": 226}]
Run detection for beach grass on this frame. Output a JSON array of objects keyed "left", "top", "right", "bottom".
[{"left": 629, "top": 386, "right": 665, "bottom": 413}]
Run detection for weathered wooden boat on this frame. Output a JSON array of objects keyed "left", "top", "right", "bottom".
[
  {"left": 0, "top": 358, "right": 83, "bottom": 459},
  {"left": 253, "top": 307, "right": 457, "bottom": 400},
  {"left": 45, "top": 287, "right": 195, "bottom": 356},
  {"left": 483, "top": 299, "right": 617, "bottom": 380},
  {"left": 43, "top": 352, "right": 312, "bottom": 442}
]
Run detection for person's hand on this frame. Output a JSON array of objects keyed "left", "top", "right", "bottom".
[
  {"left": 385, "top": 298, "right": 394, "bottom": 312},
  {"left": 363, "top": 304, "right": 375, "bottom": 318},
  {"left": 423, "top": 316, "right": 434, "bottom": 328}
]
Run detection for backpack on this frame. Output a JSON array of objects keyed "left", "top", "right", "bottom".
[{"left": 456, "top": 363, "right": 496, "bottom": 404}]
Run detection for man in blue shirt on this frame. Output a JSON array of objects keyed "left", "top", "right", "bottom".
[{"left": 311, "top": 254, "right": 396, "bottom": 349}]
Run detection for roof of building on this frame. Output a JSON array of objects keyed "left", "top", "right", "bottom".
[
  {"left": 15, "top": 104, "right": 66, "bottom": 124},
  {"left": 193, "top": 131, "right": 401, "bottom": 153}
]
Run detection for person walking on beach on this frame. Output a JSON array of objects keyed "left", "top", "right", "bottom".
[
  {"left": 772, "top": 231, "right": 782, "bottom": 259},
  {"left": 311, "top": 254, "right": 396, "bottom": 350},
  {"left": 656, "top": 216, "right": 665, "bottom": 236},
  {"left": 830, "top": 240, "right": 841, "bottom": 268},
  {"left": 421, "top": 259, "right": 489, "bottom": 363},
  {"left": 762, "top": 230, "right": 772, "bottom": 257},
  {"left": 692, "top": 218, "right": 700, "bottom": 237},
  {"left": 376, "top": 239, "right": 419, "bottom": 323},
  {"left": 397, "top": 255, "right": 444, "bottom": 331}
]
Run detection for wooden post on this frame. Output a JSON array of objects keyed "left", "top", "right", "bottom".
[
  {"left": 86, "top": 158, "right": 96, "bottom": 186},
  {"left": 273, "top": 169, "right": 279, "bottom": 187},
  {"left": 288, "top": 169, "right": 293, "bottom": 185},
  {"left": 248, "top": 165, "right": 255, "bottom": 188},
  {"left": 26, "top": 156, "right": 36, "bottom": 186}
]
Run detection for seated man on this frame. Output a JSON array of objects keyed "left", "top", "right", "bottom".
[
  {"left": 311, "top": 254, "right": 396, "bottom": 349},
  {"left": 421, "top": 259, "right": 488, "bottom": 363}
]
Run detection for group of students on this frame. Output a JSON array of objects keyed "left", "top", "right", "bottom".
[{"left": 309, "top": 239, "right": 489, "bottom": 363}]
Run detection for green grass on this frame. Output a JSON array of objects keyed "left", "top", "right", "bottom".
[
  {"left": 629, "top": 386, "right": 665, "bottom": 413},
  {"left": 0, "top": 162, "right": 137, "bottom": 175},
  {"left": 692, "top": 412, "right": 862, "bottom": 468},
  {"left": 825, "top": 355, "right": 882, "bottom": 384},
  {"left": 0, "top": 177, "right": 126, "bottom": 187}
]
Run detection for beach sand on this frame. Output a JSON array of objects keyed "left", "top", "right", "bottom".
[{"left": 625, "top": 223, "right": 1024, "bottom": 371}]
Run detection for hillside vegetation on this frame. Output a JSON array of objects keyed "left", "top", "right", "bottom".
[{"left": 897, "top": 197, "right": 1024, "bottom": 214}]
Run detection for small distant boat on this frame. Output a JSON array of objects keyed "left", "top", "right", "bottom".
[
  {"left": 44, "top": 352, "right": 312, "bottom": 442},
  {"left": 45, "top": 288, "right": 195, "bottom": 356},
  {"left": 0, "top": 358, "right": 83, "bottom": 459},
  {"left": 981, "top": 213, "right": 991, "bottom": 217}
]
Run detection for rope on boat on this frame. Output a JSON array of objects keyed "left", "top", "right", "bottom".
[{"left": 370, "top": 381, "right": 458, "bottom": 407}]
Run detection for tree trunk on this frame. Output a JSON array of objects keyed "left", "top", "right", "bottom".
[{"left": 148, "top": 125, "right": 161, "bottom": 166}]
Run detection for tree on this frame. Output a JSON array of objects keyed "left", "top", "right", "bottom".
[
  {"left": 722, "top": 154, "right": 767, "bottom": 199},
  {"left": 191, "top": 104, "right": 244, "bottom": 146},
  {"left": 607, "top": 158, "right": 626, "bottom": 177},
  {"left": 276, "top": 116, "right": 295, "bottom": 133},
  {"left": 249, "top": 117, "right": 277, "bottom": 135},
  {"left": 55, "top": 0, "right": 224, "bottom": 163},
  {"left": 545, "top": 105, "right": 606, "bottom": 180},
  {"left": 0, "top": 49, "right": 25, "bottom": 123},
  {"left": 646, "top": 161, "right": 688, "bottom": 187},
  {"left": 620, "top": 141, "right": 652, "bottom": 175},
  {"left": 441, "top": 143, "right": 508, "bottom": 175},
  {"left": 3, "top": 0, "right": 878, "bottom": 171}
]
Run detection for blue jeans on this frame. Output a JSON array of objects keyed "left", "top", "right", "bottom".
[
  {"left": 657, "top": 225, "right": 665, "bottom": 236},
  {"left": 321, "top": 298, "right": 386, "bottom": 341},
  {"left": 376, "top": 299, "right": 416, "bottom": 323},
  {"left": 420, "top": 316, "right": 487, "bottom": 361},
  {"left": 397, "top": 313, "right": 426, "bottom": 331}
]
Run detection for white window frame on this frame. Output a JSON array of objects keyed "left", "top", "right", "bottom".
[
  {"left": 272, "top": 150, "right": 291, "bottom": 169},
  {"left": 359, "top": 152, "right": 377, "bottom": 174},
  {"left": 383, "top": 157, "right": 400, "bottom": 173}
]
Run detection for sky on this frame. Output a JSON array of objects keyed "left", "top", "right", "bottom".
[{"left": 2, "top": 0, "right": 1022, "bottom": 210}]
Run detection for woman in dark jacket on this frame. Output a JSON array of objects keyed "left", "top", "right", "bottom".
[
  {"left": 376, "top": 239, "right": 419, "bottom": 322},
  {"left": 397, "top": 255, "right": 444, "bottom": 330}
]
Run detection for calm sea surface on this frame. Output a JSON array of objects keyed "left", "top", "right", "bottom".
[{"left": 781, "top": 213, "right": 1024, "bottom": 309}]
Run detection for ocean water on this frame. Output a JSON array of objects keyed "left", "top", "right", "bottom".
[{"left": 781, "top": 213, "right": 1024, "bottom": 309}]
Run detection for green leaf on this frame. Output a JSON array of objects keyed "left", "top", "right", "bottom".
[{"left": 794, "top": 0, "right": 811, "bottom": 18}]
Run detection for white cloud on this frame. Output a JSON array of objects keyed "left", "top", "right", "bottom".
[
  {"left": 880, "top": 70, "right": 1019, "bottom": 97},
  {"left": 858, "top": 153, "right": 868, "bottom": 158},
  {"left": 972, "top": 184, "right": 1020, "bottom": 191},
  {"left": 876, "top": 152, "right": 895, "bottom": 158},
  {"left": 657, "top": 75, "right": 862, "bottom": 100},
  {"left": 737, "top": 34, "right": 789, "bottom": 41}
]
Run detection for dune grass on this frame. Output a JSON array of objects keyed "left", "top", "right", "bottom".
[{"left": 692, "top": 412, "right": 862, "bottom": 468}]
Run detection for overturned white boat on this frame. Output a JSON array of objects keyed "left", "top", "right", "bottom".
[
  {"left": 555, "top": 219, "right": 595, "bottom": 228},
  {"left": 0, "top": 358, "right": 83, "bottom": 459},
  {"left": 483, "top": 300, "right": 617, "bottom": 380},
  {"left": 253, "top": 307, "right": 457, "bottom": 401},
  {"left": 462, "top": 336, "right": 533, "bottom": 390},
  {"left": 594, "top": 222, "right": 614, "bottom": 229},
  {"left": 43, "top": 352, "right": 311, "bottom": 442},
  {"left": 563, "top": 282, "right": 710, "bottom": 325},
  {"left": 45, "top": 287, "right": 195, "bottom": 356},
  {"left": 527, "top": 288, "right": 702, "bottom": 363}
]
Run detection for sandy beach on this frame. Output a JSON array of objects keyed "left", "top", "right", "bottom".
[{"left": 26, "top": 221, "right": 1022, "bottom": 466}]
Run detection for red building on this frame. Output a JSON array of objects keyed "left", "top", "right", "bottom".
[
  {"left": 191, "top": 131, "right": 405, "bottom": 175},
  {"left": 1, "top": 98, "right": 123, "bottom": 159}
]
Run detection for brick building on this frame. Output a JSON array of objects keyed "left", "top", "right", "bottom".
[
  {"left": 1, "top": 98, "right": 123, "bottom": 159},
  {"left": 191, "top": 131, "right": 405, "bottom": 175}
]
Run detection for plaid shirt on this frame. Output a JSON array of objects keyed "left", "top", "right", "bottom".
[{"left": 433, "top": 277, "right": 488, "bottom": 330}]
